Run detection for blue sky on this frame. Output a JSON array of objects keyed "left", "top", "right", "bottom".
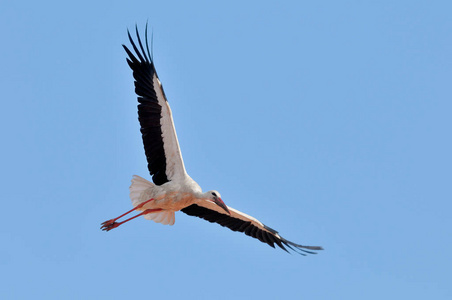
[{"left": 1, "top": 0, "right": 451, "bottom": 299}]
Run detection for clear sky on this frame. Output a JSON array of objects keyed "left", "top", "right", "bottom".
[{"left": 1, "top": 1, "right": 451, "bottom": 299}]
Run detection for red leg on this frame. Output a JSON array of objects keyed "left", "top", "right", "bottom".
[
  {"left": 101, "top": 198, "right": 155, "bottom": 229},
  {"left": 101, "top": 208, "right": 162, "bottom": 231}
]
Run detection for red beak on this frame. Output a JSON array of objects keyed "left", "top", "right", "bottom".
[{"left": 214, "top": 198, "right": 231, "bottom": 215}]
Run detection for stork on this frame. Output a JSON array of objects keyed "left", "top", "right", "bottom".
[{"left": 101, "top": 26, "right": 323, "bottom": 255}]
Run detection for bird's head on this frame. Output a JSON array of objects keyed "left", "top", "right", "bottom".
[{"left": 207, "top": 190, "right": 230, "bottom": 215}]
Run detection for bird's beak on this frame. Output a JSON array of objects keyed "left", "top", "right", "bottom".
[{"left": 214, "top": 198, "right": 231, "bottom": 215}]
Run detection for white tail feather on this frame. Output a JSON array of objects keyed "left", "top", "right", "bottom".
[
  {"left": 144, "top": 210, "right": 175, "bottom": 225},
  {"left": 129, "top": 175, "right": 175, "bottom": 226},
  {"left": 129, "top": 175, "right": 154, "bottom": 207}
]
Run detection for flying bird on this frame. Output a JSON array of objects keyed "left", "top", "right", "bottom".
[{"left": 101, "top": 26, "right": 323, "bottom": 255}]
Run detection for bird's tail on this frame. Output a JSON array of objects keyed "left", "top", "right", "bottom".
[
  {"left": 129, "top": 175, "right": 175, "bottom": 226},
  {"left": 129, "top": 175, "right": 155, "bottom": 207}
]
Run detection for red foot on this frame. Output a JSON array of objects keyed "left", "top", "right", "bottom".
[
  {"left": 101, "top": 219, "right": 115, "bottom": 227},
  {"left": 101, "top": 207, "right": 162, "bottom": 232},
  {"left": 101, "top": 219, "right": 121, "bottom": 231}
]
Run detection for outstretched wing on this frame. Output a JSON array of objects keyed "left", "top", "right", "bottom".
[
  {"left": 182, "top": 202, "right": 323, "bottom": 255},
  {"left": 123, "top": 26, "right": 187, "bottom": 185}
]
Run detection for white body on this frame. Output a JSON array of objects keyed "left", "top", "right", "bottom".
[{"left": 130, "top": 175, "right": 204, "bottom": 225}]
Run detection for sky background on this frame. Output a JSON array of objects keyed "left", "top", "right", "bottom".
[{"left": 1, "top": 1, "right": 451, "bottom": 299}]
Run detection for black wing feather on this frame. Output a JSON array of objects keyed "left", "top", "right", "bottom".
[
  {"left": 181, "top": 204, "right": 323, "bottom": 255},
  {"left": 123, "top": 26, "right": 169, "bottom": 185}
]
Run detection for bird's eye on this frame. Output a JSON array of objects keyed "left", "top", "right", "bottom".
[{"left": 211, "top": 192, "right": 217, "bottom": 197}]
